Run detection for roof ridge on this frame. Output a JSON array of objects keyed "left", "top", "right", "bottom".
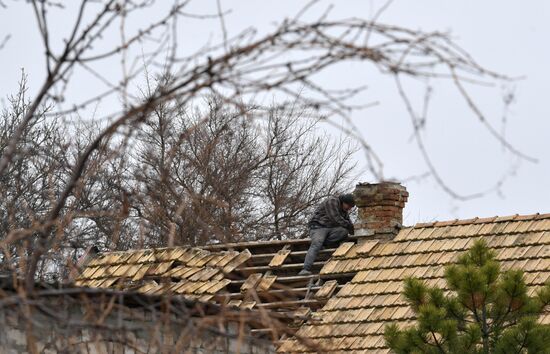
[{"left": 407, "top": 212, "right": 550, "bottom": 229}]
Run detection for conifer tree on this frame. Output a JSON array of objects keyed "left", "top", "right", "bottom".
[{"left": 385, "top": 240, "right": 550, "bottom": 353}]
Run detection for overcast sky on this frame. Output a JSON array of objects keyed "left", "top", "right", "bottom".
[{"left": 1, "top": 1, "right": 548, "bottom": 225}]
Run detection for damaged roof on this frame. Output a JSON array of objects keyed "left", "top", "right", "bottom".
[
  {"left": 75, "top": 236, "right": 366, "bottom": 338},
  {"left": 77, "top": 212, "right": 550, "bottom": 352},
  {"left": 278, "top": 213, "right": 550, "bottom": 353},
  {"left": 76, "top": 247, "right": 250, "bottom": 302}
]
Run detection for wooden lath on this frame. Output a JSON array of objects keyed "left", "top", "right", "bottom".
[{"left": 201, "top": 236, "right": 367, "bottom": 340}]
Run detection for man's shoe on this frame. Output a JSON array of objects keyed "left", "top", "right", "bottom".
[{"left": 298, "top": 269, "right": 312, "bottom": 276}]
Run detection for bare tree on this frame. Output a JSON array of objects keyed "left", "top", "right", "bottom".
[
  {"left": 65, "top": 120, "right": 134, "bottom": 251},
  {"left": 0, "top": 76, "right": 69, "bottom": 280},
  {"left": 131, "top": 93, "right": 357, "bottom": 244},
  {"left": 253, "top": 105, "right": 357, "bottom": 240},
  {"left": 133, "top": 95, "right": 261, "bottom": 246}
]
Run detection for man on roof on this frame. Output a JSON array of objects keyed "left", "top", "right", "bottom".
[{"left": 299, "top": 194, "right": 355, "bottom": 275}]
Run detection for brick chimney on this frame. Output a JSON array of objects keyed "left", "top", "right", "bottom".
[{"left": 353, "top": 182, "right": 408, "bottom": 241}]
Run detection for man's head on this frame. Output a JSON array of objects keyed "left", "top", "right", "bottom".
[{"left": 339, "top": 193, "right": 355, "bottom": 212}]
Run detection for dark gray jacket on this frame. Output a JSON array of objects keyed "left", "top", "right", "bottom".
[{"left": 308, "top": 196, "right": 354, "bottom": 233}]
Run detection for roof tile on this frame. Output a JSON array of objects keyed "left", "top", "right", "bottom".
[
  {"left": 269, "top": 249, "right": 292, "bottom": 267},
  {"left": 316, "top": 280, "right": 339, "bottom": 299},
  {"left": 258, "top": 274, "right": 277, "bottom": 291}
]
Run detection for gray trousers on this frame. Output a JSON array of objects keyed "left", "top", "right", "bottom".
[{"left": 302, "top": 227, "right": 349, "bottom": 271}]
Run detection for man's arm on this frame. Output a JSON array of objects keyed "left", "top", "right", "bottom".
[{"left": 325, "top": 198, "right": 353, "bottom": 230}]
